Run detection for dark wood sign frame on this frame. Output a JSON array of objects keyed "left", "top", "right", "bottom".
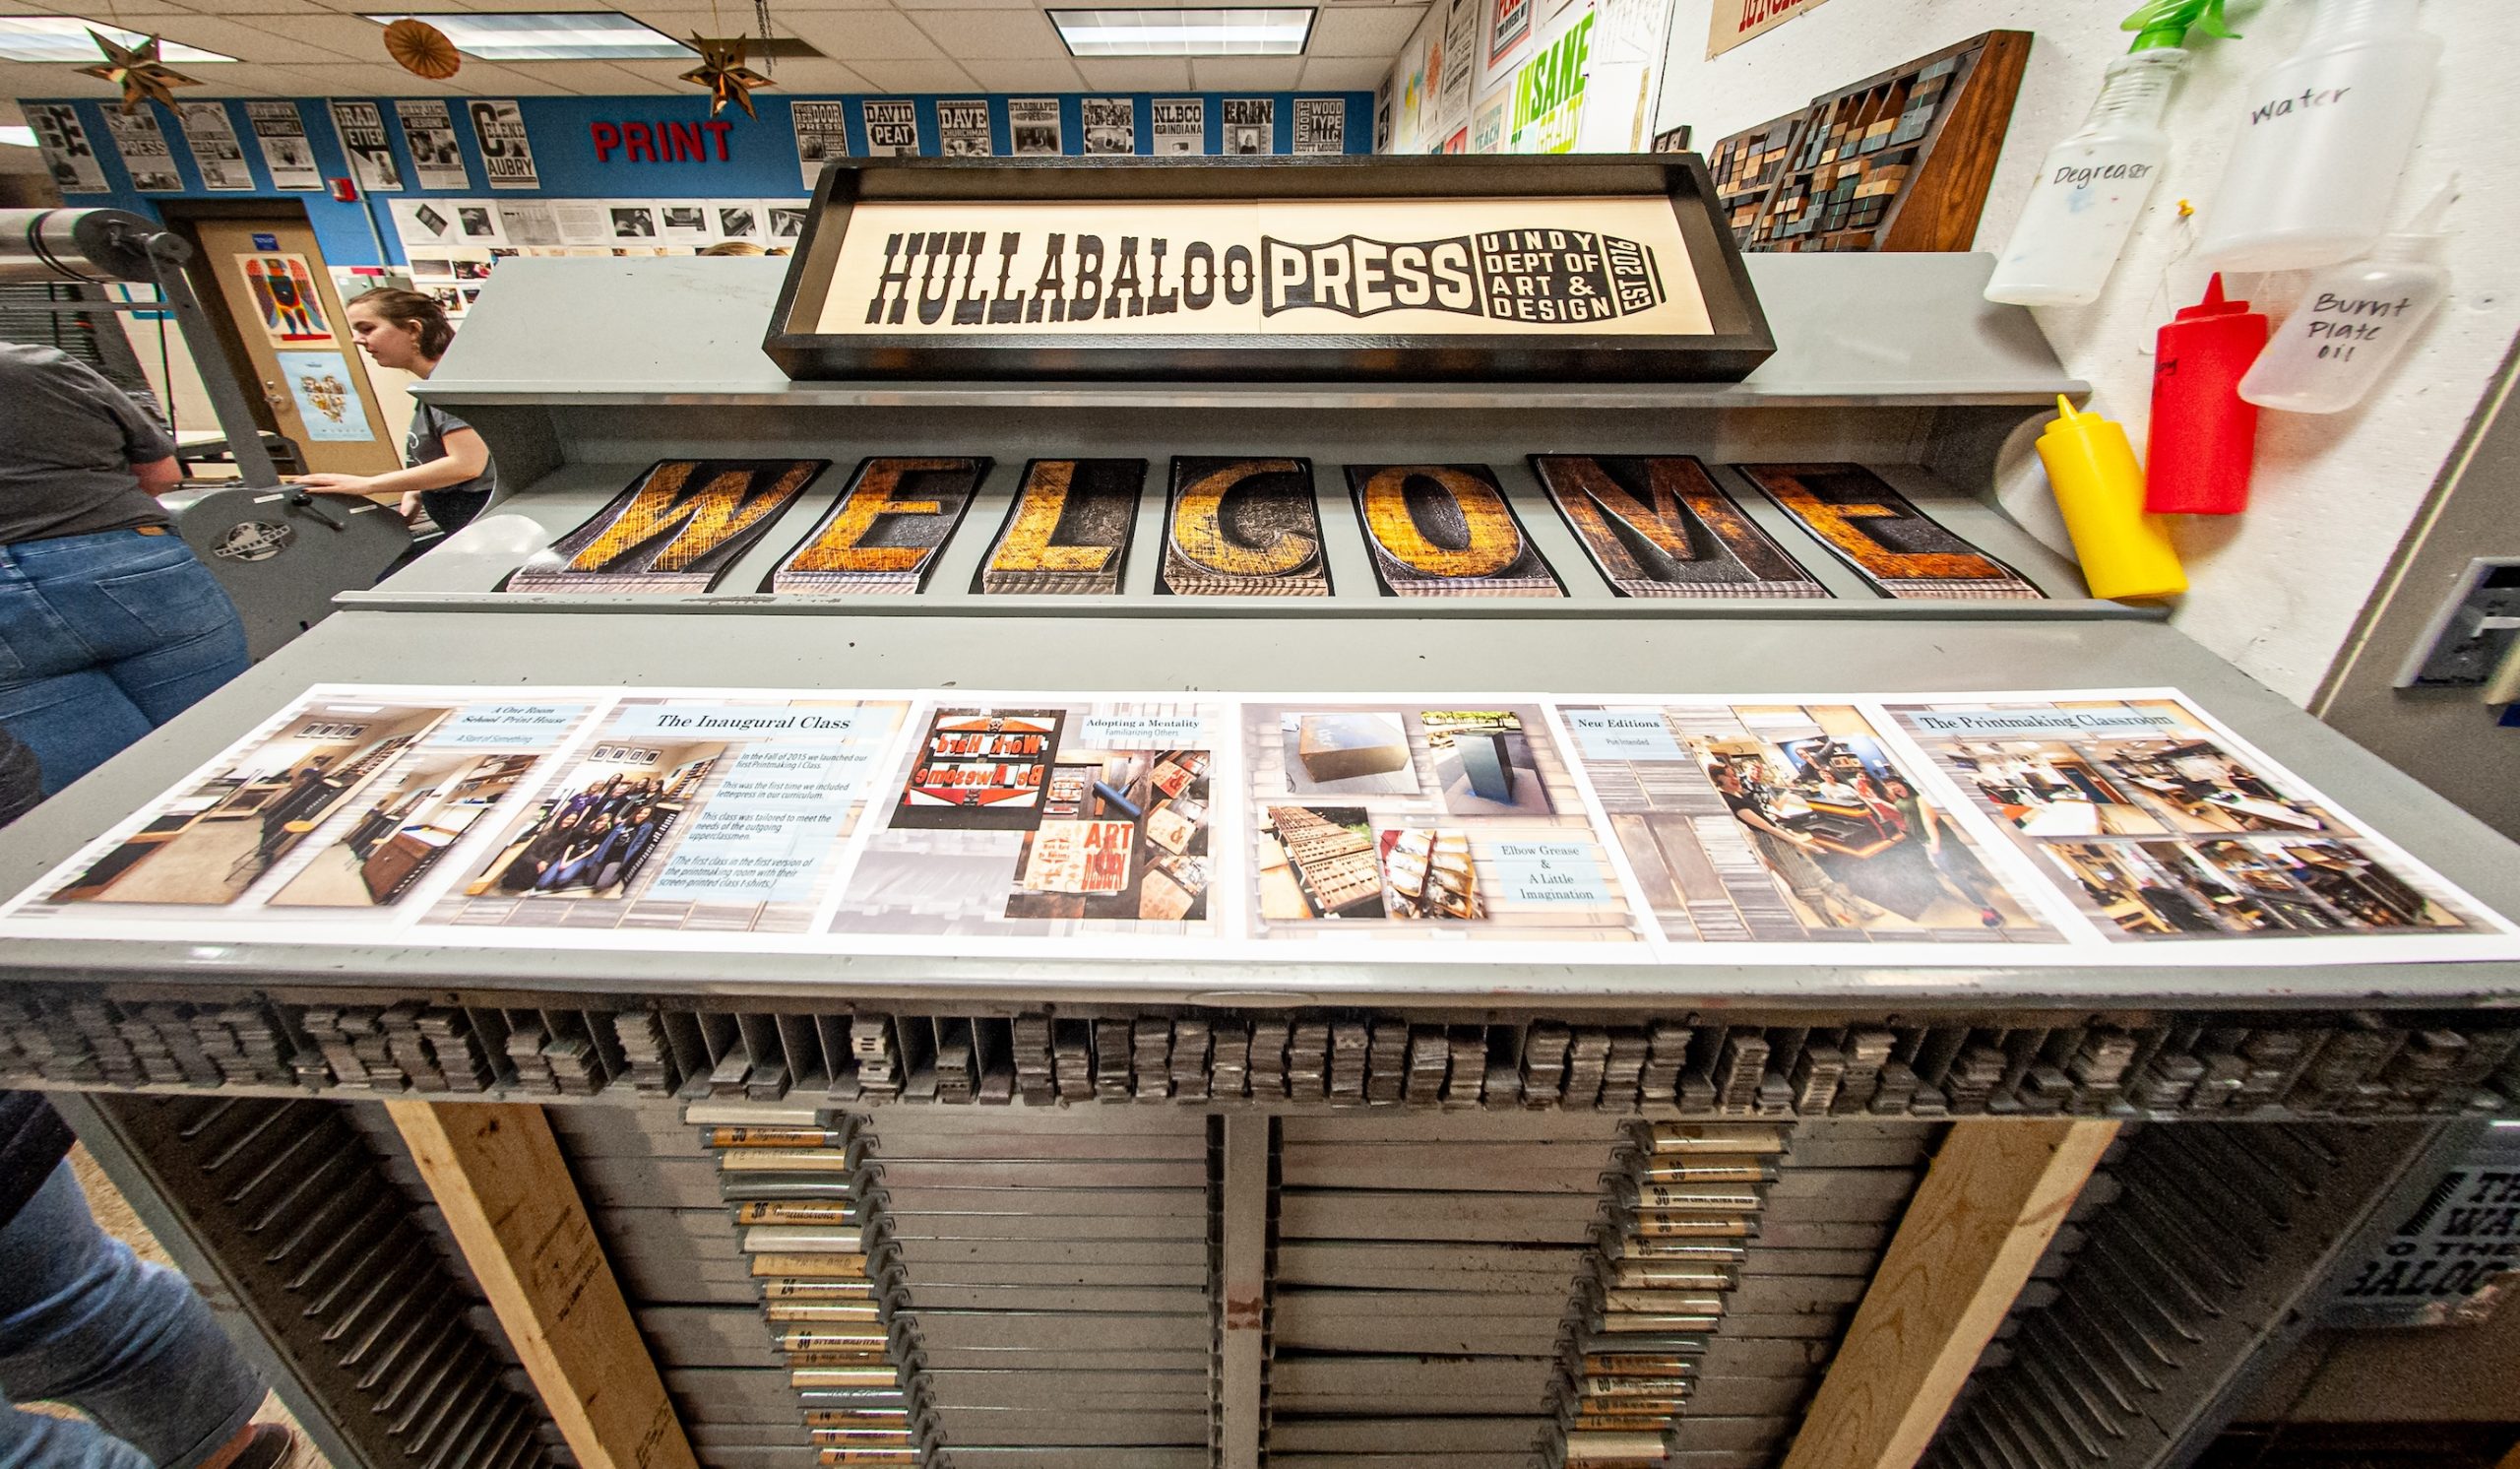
[{"left": 763, "top": 156, "right": 1775, "bottom": 383}]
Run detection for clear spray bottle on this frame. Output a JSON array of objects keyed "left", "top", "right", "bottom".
[
  {"left": 1984, "top": 0, "right": 2236, "bottom": 307},
  {"left": 2239, "top": 179, "right": 2455, "bottom": 414}
]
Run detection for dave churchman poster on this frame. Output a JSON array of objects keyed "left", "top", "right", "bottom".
[
  {"left": 937, "top": 99, "right": 992, "bottom": 157},
  {"left": 466, "top": 99, "right": 539, "bottom": 189}
]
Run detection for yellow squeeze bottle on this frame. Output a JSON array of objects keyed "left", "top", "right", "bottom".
[{"left": 2034, "top": 395, "right": 2187, "bottom": 601}]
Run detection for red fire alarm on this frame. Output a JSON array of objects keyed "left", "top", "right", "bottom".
[{"left": 329, "top": 177, "right": 359, "bottom": 203}]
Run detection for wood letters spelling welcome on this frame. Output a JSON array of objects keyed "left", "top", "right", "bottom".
[{"left": 499, "top": 456, "right": 2062, "bottom": 601}]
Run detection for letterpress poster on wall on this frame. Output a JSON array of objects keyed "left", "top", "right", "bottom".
[
  {"left": 1009, "top": 98, "right": 1061, "bottom": 156},
  {"left": 1083, "top": 96, "right": 1135, "bottom": 155},
  {"left": 1152, "top": 98, "right": 1204, "bottom": 155},
  {"left": 1224, "top": 98, "right": 1275, "bottom": 155},
  {"left": 790, "top": 100, "right": 852, "bottom": 183},
  {"left": 175, "top": 102, "right": 252, "bottom": 190},
  {"left": 396, "top": 100, "right": 472, "bottom": 190},
  {"left": 466, "top": 99, "right": 538, "bottom": 189},
  {"left": 25, "top": 102, "right": 104, "bottom": 192},
  {"left": 329, "top": 100, "right": 402, "bottom": 192},
  {"left": 937, "top": 99, "right": 993, "bottom": 158},
  {"left": 243, "top": 101, "right": 320, "bottom": 190},
  {"left": 103, "top": 108, "right": 181, "bottom": 191},
  {"left": 1293, "top": 98, "right": 1346, "bottom": 155},
  {"left": 862, "top": 99, "right": 918, "bottom": 157}
]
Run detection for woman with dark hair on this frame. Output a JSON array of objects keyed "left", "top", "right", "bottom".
[{"left": 294, "top": 287, "right": 499, "bottom": 536}]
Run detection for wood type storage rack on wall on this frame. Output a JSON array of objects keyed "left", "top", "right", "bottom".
[
  {"left": 1706, "top": 32, "right": 2032, "bottom": 252},
  {"left": 6, "top": 247, "right": 2518, "bottom": 1469}
]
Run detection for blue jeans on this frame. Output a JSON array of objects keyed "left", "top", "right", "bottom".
[
  {"left": 0, "top": 530, "right": 249, "bottom": 796},
  {"left": 0, "top": 1164, "right": 264, "bottom": 1468}
]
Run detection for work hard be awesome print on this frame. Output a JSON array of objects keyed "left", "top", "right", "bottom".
[{"left": 817, "top": 198, "right": 1715, "bottom": 337}]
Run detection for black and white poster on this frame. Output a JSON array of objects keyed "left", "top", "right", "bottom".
[
  {"left": 466, "top": 99, "right": 538, "bottom": 190},
  {"left": 2329, "top": 1134, "right": 2520, "bottom": 1328},
  {"left": 1152, "top": 97, "right": 1204, "bottom": 156},
  {"left": 395, "top": 99, "right": 472, "bottom": 191},
  {"left": 175, "top": 101, "right": 253, "bottom": 190},
  {"left": 861, "top": 98, "right": 918, "bottom": 157},
  {"left": 716, "top": 201, "right": 762, "bottom": 242},
  {"left": 26, "top": 102, "right": 104, "bottom": 193},
  {"left": 1082, "top": 96, "right": 1134, "bottom": 155},
  {"left": 1009, "top": 97, "right": 1061, "bottom": 156},
  {"left": 766, "top": 204, "right": 808, "bottom": 242},
  {"left": 1224, "top": 97, "right": 1275, "bottom": 156},
  {"left": 103, "top": 107, "right": 183, "bottom": 192},
  {"left": 243, "top": 101, "right": 320, "bottom": 190},
  {"left": 936, "top": 99, "right": 992, "bottom": 158},
  {"left": 789, "top": 100, "right": 851, "bottom": 185},
  {"left": 329, "top": 100, "right": 403, "bottom": 193},
  {"left": 608, "top": 204, "right": 659, "bottom": 240},
  {"left": 1293, "top": 97, "right": 1345, "bottom": 155}
]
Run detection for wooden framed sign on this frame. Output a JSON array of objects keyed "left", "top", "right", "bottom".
[{"left": 764, "top": 156, "right": 1774, "bottom": 382}]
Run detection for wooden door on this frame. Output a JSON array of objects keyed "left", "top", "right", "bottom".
[{"left": 189, "top": 216, "right": 403, "bottom": 477}]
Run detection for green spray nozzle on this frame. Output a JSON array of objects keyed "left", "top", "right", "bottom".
[{"left": 2120, "top": 0, "right": 2240, "bottom": 51}]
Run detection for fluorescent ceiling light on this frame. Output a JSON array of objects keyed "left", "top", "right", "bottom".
[
  {"left": 0, "top": 18, "right": 233, "bottom": 63},
  {"left": 1050, "top": 8, "right": 1314, "bottom": 57},
  {"left": 362, "top": 12, "right": 693, "bottom": 61}
]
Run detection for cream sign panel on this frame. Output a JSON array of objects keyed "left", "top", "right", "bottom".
[{"left": 818, "top": 197, "right": 1714, "bottom": 337}]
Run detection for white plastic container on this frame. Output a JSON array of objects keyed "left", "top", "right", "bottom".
[
  {"left": 1985, "top": 49, "right": 2184, "bottom": 306},
  {"left": 2196, "top": 0, "right": 2442, "bottom": 273},
  {"left": 2238, "top": 182, "right": 2454, "bottom": 414}
]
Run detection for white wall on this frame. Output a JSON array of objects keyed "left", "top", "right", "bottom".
[{"left": 1655, "top": 0, "right": 2520, "bottom": 707}]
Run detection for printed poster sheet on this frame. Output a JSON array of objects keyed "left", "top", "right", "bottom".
[
  {"left": 466, "top": 99, "right": 538, "bottom": 189},
  {"left": 26, "top": 102, "right": 105, "bottom": 193},
  {"left": 175, "top": 102, "right": 253, "bottom": 190},
  {"left": 791, "top": 100, "right": 851, "bottom": 183},
  {"left": 329, "top": 100, "right": 402, "bottom": 193},
  {"left": 395, "top": 99, "right": 472, "bottom": 190},
  {"left": 243, "top": 101, "right": 320, "bottom": 190},
  {"left": 1, "top": 686, "right": 2511, "bottom": 970},
  {"left": 102, "top": 108, "right": 181, "bottom": 192}
]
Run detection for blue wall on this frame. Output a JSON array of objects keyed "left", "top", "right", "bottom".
[{"left": 32, "top": 91, "right": 1374, "bottom": 266}]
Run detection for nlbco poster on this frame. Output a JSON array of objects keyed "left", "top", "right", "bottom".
[{"left": 1152, "top": 98, "right": 1204, "bottom": 156}]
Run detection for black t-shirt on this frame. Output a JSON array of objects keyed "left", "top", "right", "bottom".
[{"left": 0, "top": 345, "right": 177, "bottom": 545}]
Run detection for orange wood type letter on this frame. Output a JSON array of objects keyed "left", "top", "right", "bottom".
[
  {"left": 1354, "top": 465, "right": 1525, "bottom": 580},
  {"left": 991, "top": 461, "right": 1113, "bottom": 576},
  {"left": 1760, "top": 474, "right": 2010, "bottom": 583},
  {"left": 787, "top": 459, "right": 967, "bottom": 573},
  {"left": 567, "top": 462, "right": 816, "bottom": 574}
]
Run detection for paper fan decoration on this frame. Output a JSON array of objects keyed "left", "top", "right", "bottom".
[{"left": 384, "top": 18, "right": 462, "bottom": 79}]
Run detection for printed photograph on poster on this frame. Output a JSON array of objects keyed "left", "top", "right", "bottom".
[
  {"left": 657, "top": 203, "right": 713, "bottom": 245},
  {"left": 766, "top": 205, "right": 808, "bottom": 242},
  {"left": 26, "top": 102, "right": 105, "bottom": 193},
  {"left": 175, "top": 102, "right": 252, "bottom": 190},
  {"left": 608, "top": 204, "right": 659, "bottom": 239},
  {"left": 716, "top": 202, "right": 762, "bottom": 241},
  {"left": 504, "top": 459, "right": 827, "bottom": 595},
  {"left": 1009, "top": 97, "right": 1061, "bottom": 156},
  {"left": 466, "top": 99, "right": 538, "bottom": 189},
  {"left": 35, "top": 698, "right": 464, "bottom": 908},
  {"left": 1563, "top": 701, "right": 2059, "bottom": 946},
  {"left": 242, "top": 100, "right": 319, "bottom": 189},
  {"left": 1151, "top": 97, "right": 1203, "bottom": 155},
  {"left": 391, "top": 199, "right": 460, "bottom": 249},
  {"left": 936, "top": 99, "right": 992, "bottom": 158},
  {"left": 1247, "top": 701, "right": 1647, "bottom": 944},
  {"left": 427, "top": 696, "right": 910, "bottom": 936},
  {"left": 790, "top": 100, "right": 851, "bottom": 184},
  {"left": 102, "top": 109, "right": 181, "bottom": 192},
  {"left": 1082, "top": 96, "right": 1134, "bottom": 155},
  {"left": 395, "top": 99, "right": 472, "bottom": 190},
  {"left": 832, "top": 702, "right": 1223, "bottom": 936},
  {"left": 457, "top": 203, "right": 504, "bottom": 244},
  {"left": 1883, "top": 695, "right": 2509, "bottom": 942},
  {"left": 862, "top": 98, "right": 918, "bottom": 157},
  {"left": 1293, "top": 97, "right": 1345, "bottom": 155},
  {"left": 329, "top": 100, "right": 403, "bottom": 192},
  {"left": 488, "top": 202, "right": 560, "bottom": 246},
  {"left": 1223, "top": 98, "right": 1274, "bottom": 155},
  {"left": 273, "top": 351, "right": 371, "bottom": 443},
  {"left": 237, "top": 254, "right": 332, "bottom": 346}
]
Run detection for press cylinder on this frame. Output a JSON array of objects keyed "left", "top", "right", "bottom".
[{"left": 0, "top": 206, "right": 168, "bottom": 284}]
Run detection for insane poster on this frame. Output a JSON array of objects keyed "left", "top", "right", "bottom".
[
  {"left": 329, "top": 100, "right": 403, "bottom": 192},
  {"left": 174, "top": 101, "right": 252, "bottom": 190},
  {"left": 242, "top": 100, "right": 319, "bottom": 189},
  {"left": 504, "top": 460, "right": 827, "bottom": 595},
  {"left": 430, "top": 696, "right": 909, "bottom": 936},
  {"left": 832, "top": 701, "right": 1222, "bottom": 936}
]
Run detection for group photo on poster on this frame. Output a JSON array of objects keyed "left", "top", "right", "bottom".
[
  {"left": 1886, "top": 695, "right": 2504, "bottom": 941},
  {"left": 1562, "top": 701, "right": 2059, "bottom": 946},
  {"left": 832, "top": 702, "right": 1219, "bottom": 938},
  {"left": 1247, "top": 702, "right": 1646, "bottom": 945}
]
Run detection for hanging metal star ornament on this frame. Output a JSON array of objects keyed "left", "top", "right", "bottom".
[
  {"left": 79, "top": 31, "right": 200, "bottom": 115},
  {"left": 678, "top": 34, "right": 774, "bottom": 118}
]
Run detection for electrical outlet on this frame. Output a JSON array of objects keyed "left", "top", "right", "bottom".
[{"left": 2396, "top": 556, "right": 2520, "bottom": 689}]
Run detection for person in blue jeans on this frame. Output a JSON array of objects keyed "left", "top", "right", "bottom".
[{"left": 0, "top": 344, "right": 250, "bottom": 796}]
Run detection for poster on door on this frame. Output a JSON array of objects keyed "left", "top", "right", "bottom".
[
  {"left": 274, "top": 351, "right": 373, "bottom": 442},
  {"left": 25, "top": 102, "right": 104, "bottom": 193},
  {"left": 466, "top": 99, "right": 539, "bottom": 189},
  {"left": 242, "top": 101, "right": 321, "bottom": 190},
  {"left": 395, "top": 100, "right": 472, "bottom": 190},
  {"left": 329, "top": 100, "right": 403, "bottom": 192},
  {"left": 237, "top": 254, "right": 334, "bottom": 347},
  {"left": 102, "top": 108, "right": 181, "bottom": 192},
  {"left": 175, "top": 102, "right": 253, "bottom": 190}
]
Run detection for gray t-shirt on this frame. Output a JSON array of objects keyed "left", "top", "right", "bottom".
[
  {"left": 409, "top": 402, "right": 496, "bottom": 501},
  {"left": 0, "top": 344, "right": 178, "bottom": 545}
]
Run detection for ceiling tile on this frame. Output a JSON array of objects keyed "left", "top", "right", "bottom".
[
  {"left": 905, "top": 6, "right": 1061, "bottom": 57},
  {"left": 1305, "top": 3, "right": 1422, "bottom": 56},
  {"left": 845, "top": 56, "right": 974, "bottom": 91},
  {"left": 0, "top": 0, "right": 194, "bottom": 15},
  {"left": 156, "top": 15, "right": 368, "bottom": 61},
  {"left": 1072, "top": 56, "right": 1186, "bottom": 90},
  {"left": 895, "top": 0, "right": 1038, "bottom": 9},
  {"left": 1189, "top": 55, "right": 1298, "bottom": 89},
  {"left": 1296, "top": 55, "right": 1381, "bottom": 89},
  {"left": 602, "top": 53, "right": 870, "bottom": 91},
  {"left": 957, "top": 55, "right": 1078, "bottom": 91},
  {"left": 220, "top": 11, "right": 391, "bottom": 56},
  {"left": 774, "top": 9, "right": 941, "bottom": 58}
]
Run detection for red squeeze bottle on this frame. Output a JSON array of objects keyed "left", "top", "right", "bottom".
[{"left": 2146, "top": 273, "right": 2267, "bottom": 515}]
